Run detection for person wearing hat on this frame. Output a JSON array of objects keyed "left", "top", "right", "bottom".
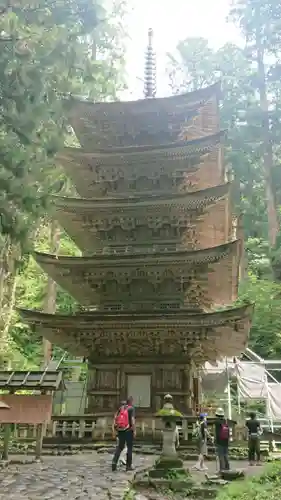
[
  {"left": 192, "top": 413, "right": 213, "bottom": 471},
  {"left": 214, "top": 407, "right": 230, "bottom": 472}
]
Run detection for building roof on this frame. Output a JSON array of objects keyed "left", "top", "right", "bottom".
[
  {"left": 68, "top": 82, "right": 220, "bottom": 113},
  {"left": 0, "top": 371, "right": 63, "bottom": 391},
  {"left": 52, "top": 184, "right": 230, "bottom": 254},
  {"left": 18, "top": 302, "right": 253, "bottom": 363},
  {"left": 32, "top": 240, "right": 239, "bottom": 309},
  {"left": 67, "top": 82, "right": 221, "bottom": 150}
]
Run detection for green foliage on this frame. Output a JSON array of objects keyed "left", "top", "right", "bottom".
[
  {"left": 245, "top": 237, "right": 271, "bottom": 278},
  {"left": 238, "top": 275, "right": 281, "bottom": 358},
  {"left": 216, "top": 462, "right": 281, "bottom": 500},
  {"left": 10, "top": 225, "right": 79, "bottom": 365},
  {"left": 167, "top": 38, "right": 268, "bottom": 240},
  {"left": 0, "top": 0, "right": 126, "bottom": 251},
  {"left": 0, "top": 0, "right": 127, "bottom": 366},
  {"left": 167, "top": 0, "right": 281, "bottom": 360}
]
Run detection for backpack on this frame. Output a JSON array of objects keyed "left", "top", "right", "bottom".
[
  {"left": 219, "top": 421, "right": 229, "bottom": 440},
  {"left": 114, "top": 405, "right": 129, "bottom": 430}
]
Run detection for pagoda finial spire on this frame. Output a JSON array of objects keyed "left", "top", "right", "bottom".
[{"left": 144, "top": 28, "right": 156, "bottom": 98}]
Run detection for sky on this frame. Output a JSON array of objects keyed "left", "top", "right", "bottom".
[{"left": 123, "top": 0, "right": 241, "bottom": 98}]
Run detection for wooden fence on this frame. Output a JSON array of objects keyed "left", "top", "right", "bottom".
[{"left": 9, "top": 414, "right": 245, "bottom": 443}]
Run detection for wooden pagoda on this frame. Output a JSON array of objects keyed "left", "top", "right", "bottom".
[{"left": 20, "top": 35, "right": 253, "bottom": 414}]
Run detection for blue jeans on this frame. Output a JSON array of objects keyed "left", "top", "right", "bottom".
[{"left": 216, "top": 444, "right": 229, "bottom": 471}]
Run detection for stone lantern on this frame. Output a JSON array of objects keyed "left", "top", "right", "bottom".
[{"left": 149, "top": 394, "right": 185, "bottom": 477}]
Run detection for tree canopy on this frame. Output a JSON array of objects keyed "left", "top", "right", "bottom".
[
  {"left": 167, "top": 0, "right": 281, "bottom": 359},
  {"left": 0, "top": 0, "right": 127, "bottom": 367},
  {"left": 0, "top": 0, "right": 125, "bottom": 251}
]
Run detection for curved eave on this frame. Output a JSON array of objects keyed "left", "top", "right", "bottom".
[
  {"left": 18, "top": 302, "right": 253, "bottom": 360},
  {"left": 67, "top": 82, "right": 221, "bottom": 117},
  {"left": 18, "top": 303, "right": 253, "bottom": 328},
  {"left": 32, "top": 241, "right": 239, "bottom": 306},
  {"left": 17, "top": 303, "right": 254, "bottom": 330},
  {"left": 58, "top": 130, "right": 226, "bottom": 161},
  {"left": 52, "top": 183, "right": 230, "bottom": 212},
  {"left": 34, "top": 240, "right": 239, "bottom": 268}
]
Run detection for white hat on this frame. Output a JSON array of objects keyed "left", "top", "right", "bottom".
[{"left": 215, "top": 407, "right": 225, "bottom": 417}]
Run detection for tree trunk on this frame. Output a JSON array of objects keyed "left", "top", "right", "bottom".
[
  {"left": 43, "top": 221, "right": 60, "bottom": 366},
  {"left": 256, "top": 40, "right": 279, "bottom": 248},
  {"left": 0, "top": 239, "right": 19, "bottom": 369},
  {"left": 0, "top": 237, "right": 10, "bottom": 313}
]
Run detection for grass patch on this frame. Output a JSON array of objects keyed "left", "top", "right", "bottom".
[
  {"left": 122, "top": 487, "right": 136, "bottom": 500},
  {"left": 216, "top": 462, "right": 281, "bottom": 500}
]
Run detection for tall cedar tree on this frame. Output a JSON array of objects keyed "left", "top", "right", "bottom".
[
  {"left": 230, "top": 0, "right": 281, "bottom": 277},
  {"left": 0, "top": 0, "right": 124, "bottom": 251}
]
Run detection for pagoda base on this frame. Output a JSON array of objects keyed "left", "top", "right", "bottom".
[{"left": 86, "top": 362, "right": 200, "bottom": 414}]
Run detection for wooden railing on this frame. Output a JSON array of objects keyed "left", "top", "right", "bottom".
[{"left": 11, "top": 414, "right": 239, "bottom": 443}]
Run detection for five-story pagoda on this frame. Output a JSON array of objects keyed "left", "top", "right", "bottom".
[{"left": 20, "top": 31, "right": 253, "bottom": 414}]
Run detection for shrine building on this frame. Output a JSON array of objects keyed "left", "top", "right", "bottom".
[{"left": 19, "top": 30, "right": 253, "bottom": 415}]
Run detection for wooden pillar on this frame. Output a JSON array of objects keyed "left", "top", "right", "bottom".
[
  {"left": 35, "top": 424, "right": 44, "bottom": 460},
  {"left": 116, "top": 367, "right": 121, "bottom": 405},
  {"left": 191, "top": 362, "right": 203, "bottom": 413},
  {"left": 86, "top": 364, "right": 96, "bottom": 412},
  {"left": 2, "top": 424, "right": 11, "bottom": 460},
  {"left": 151, "top": 366, "right": 157, "bottom": 412},
  {"left": 183, "top": 364, "right": 193, "bottom": 413},
  {"left": 43, "top": 221, "right": 60, "bottom": 366},
  {"left": 119, "top": 365, "right": 126, "bottom": 402}
]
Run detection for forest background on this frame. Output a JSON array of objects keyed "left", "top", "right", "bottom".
[{"left": 0, "top": 0, "right": 280, "bottom": 369}]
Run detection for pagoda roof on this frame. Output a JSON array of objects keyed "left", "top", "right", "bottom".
[
  {"left": 67, "top": 82, "right": 221, "bottom": 150},
  {"left": 53, "top": 183, "right": 229, "bottom": 210},
  {"left": 33, "top": 241, "right": 239, "bottom": 308},
  {"left": 58, "top": 131, "right": 225, "bottom": 198},
  {"left": 18, "top": 302, "right": 253, "bottom": 363},
  {"left": 68, "top": 82, "right": 220, "bottom": 115},
  {"left": 52, "top": 184, "right": 230, "bottom": 254},
  {"left": 59, "top": 131, "right": 225, "bottom": 163}
]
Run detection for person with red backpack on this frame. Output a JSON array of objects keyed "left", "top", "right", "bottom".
[
  {"left": 214, "top": 408, "right": 230, "bottom": 472},
  {"left": 112, "top": 396, "right": 136, "bottom": 472}
]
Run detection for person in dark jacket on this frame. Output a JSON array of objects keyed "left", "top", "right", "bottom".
[
  {"left": 113, "top": 401, "right": 127, "bottom": 466},
  {"left": 214, "top": 407, "right": 230, "bottom": 472},
  {"left": 246, "top": 412, "right": 262, "bottom": 466},
  {"left": 112, "top": 396, "right": 136, "bottom": 472}
]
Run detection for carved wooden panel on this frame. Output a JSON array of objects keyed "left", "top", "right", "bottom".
[
  {"left": 95, "top": 369, "right": 118, "bottom": 390},
  {"left": 87, "top": 394, "right": 118, "bottom": 412},
  {"left": 71, "top": 107, "right": 200, "bottom": 150},
  {"left": 156, "top": 368, "right": 184, "bottom": 391}
]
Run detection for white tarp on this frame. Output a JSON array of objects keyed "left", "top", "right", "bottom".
[
  {"left": 267, "top": 383, "right": 281, "bottom": 420},
  {"left": 202, "top": 357, "right": 281, "bottom": 422},
  {"left": 202, "top": 359, "right": 235, "bottom": 394},
  {"left": 235, "top": 362, "right": 268, "bottom": 399}
]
